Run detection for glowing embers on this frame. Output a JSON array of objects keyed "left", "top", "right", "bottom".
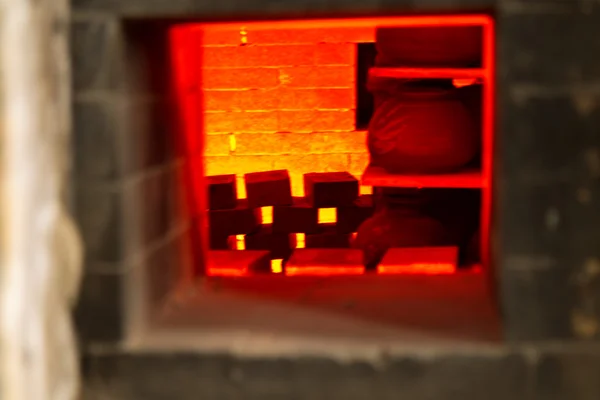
[
  {"left": 206, "top": 250, "right": 271, "bottom": 276},
  {"left": 285, "top": 249, "right": 365, "bottom": 276},
  {"left": 377, "top": 247, "right": 458, "bottom": 275}
]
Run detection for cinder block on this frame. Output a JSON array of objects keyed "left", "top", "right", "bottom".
[
  {"left": 245, "top": 170, "right": 293, "bottom": 208},
  {"left": 245, "top": 224, "right": 296, "bottom": 260},
  {"left": 336, "top": 195, "right": 374, "bottom": 233},
  {"left": 208, "top": 199, "right": 261, "bottom": 237},
  {"left": 304, "top": 172, "right": 359, "bottom": 208},
  {"left": 207, "top": 250, "right": 272, "bottom": 276},
  {"left": 305, "top": 223, "right": 351, "bottom": 248},
  {"left": 272, "top": 197, "right": 319, "bottom": 233},
  {"left": 206, "top": 174, "right": 237, "bottom": 210},
  {"left": 285, "top": 248, "right": 364, "bottom": 276},
  {"left": 377, "top": 247, "right": 458, "bottom": 275}
]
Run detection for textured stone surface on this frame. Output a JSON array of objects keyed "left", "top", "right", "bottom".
[
  {"left": 75, "top": 186, "right": 124, "bottom": 264},
  {"left": 501, "top": 266, "right": 574, "bottom": 341},
  {"left": 81, "top": 350, "right": 530, "bottom": 400},
  {"left": 497, "top": 1, "right": 600, "bottom": 341},
  {"left": 72, "top": 0, "right": 496, "bottom": 16},
  {"left": 534, "top": 349, "right": 600, "bottom": 400},
  {"left": 73, "top": 99, "right": 123, "bottom": 181},
  {"left": 122, "top": 99, "right": 176, "bottom": 173},
  {"left": 499, "top": 5, "right": 600, "bottom": 85},
  {"left": 71, "top": 18, "right": 118, "bottom": 92},
  {"left": 75, "top": 272, "right": 124, "bottom": 342}
]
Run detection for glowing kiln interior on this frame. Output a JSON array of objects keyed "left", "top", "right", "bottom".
[
  {"left": 169, "top": 16, "right": 493, "bottom": 277},
  {"left": 148, "top": 16, "right": 499, "bottom": 344}
]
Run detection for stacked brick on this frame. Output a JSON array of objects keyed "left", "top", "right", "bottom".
[
  {"left": 200, "top": 26, "right": 372, "bottom": 197},
  {"left": 206, "top": 169, "right": 375, "bottom": 272}
]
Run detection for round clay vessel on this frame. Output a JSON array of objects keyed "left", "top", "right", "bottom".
[
  {"left": 367, "top": 82, "right": 478, "bottom": 174},
  {"left": 353, "top": 189, "right": 450, "bottom": 270}
]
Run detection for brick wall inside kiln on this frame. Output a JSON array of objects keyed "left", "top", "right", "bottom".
[{"left": 200, "top": 26, "right": 375, "bottom": 198}]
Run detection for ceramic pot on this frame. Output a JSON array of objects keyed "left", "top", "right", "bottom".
[
  {"left": 367, "top": 82, "right": 478, "bottom": 174},
  {"left": 375, "top": 26, "right": 483, "bottom": 68},
  {"left": 353, "top": 189, "right": 450, "bottom": 269}
]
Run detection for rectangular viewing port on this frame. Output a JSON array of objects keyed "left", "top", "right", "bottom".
[{"left": 136, "top": 15, "right": 498, "bottom": 351}]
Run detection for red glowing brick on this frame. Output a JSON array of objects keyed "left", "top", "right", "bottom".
[
  {"left": 206, "top": 250, "right": 272, "bottom": 276},
  {"left": 204, "top": 90, "right": 279, "bottom": 112},
  {"left": 304, "top": 171, "right": 359, "bottom": 208},
  {"left": 202, "top": 47, "right": 241, "bottom": 68},
  {"left": 272, "top": 197, "right": 320, "bottom": 234},
  {"left": 309, "top": 132, "right": 367, "bottom": 154},
  {"left": 234, "top": 89, "right": 279, "bottom": 111},
  {"left": 377, "top": 247, "right": 458, "bottom": 275},
  {"left": 206, "top": 174, "right": 237, "bottom": 210},
  {"left": 201, "top": 29, "right": 241, "bottom": 46},
  {"left": 235, "top": 132, "right": 365, "bottom": 156},
  {"left": 277, "top": 110, "right": 316, "bottom": 133},
  {"left": 278, "top": 88, "right": 318, "bottom": 110},
  {"left": 234, "top": 111, "right": 279, "bottom": 133},
  {"left": 285, "top": 248, "right": 364, "bottom": 276},
  {"left": 209, "top": 199, "right": 261, "bottom": 236},
  {"left": 312, "top": 110, "right": 355, "bottom": 131},
  {"left": 246, "top": 27, "right": 374, "bottom": 45},
  {"left": 206, "top": 111, "right": 279, "bottom": 133},
  {"left": 315, "top": 88, "right": 355, "bottom": 109},
  {"left": 235, "top": 133, "right": 293, "bottom": 155},
  {"left": 277, "top": 110, "right": 354, "bottom": 132},
  {"left": 349, "top": 153, "right": 369, "bottom": 175},
  {"left": 201, "top": 68, "right": 280, "bottom": 90},
  {"left": 280, "top": 66, "right": 354, "bottom": 88},
  {"left": 203, "top": 90, "right": 237, "bottom": 112},
  {"left": 277, "top": 88, "right": 354, "bottom": 111},
  {"left": 204, "top": 112, "right": 234, "bottom": 133},
  {"left": 272, "top": 154, "right": 348, "bottom": 175},
  {"left": 305, "top": 224, "right": 352, "bottom": 248},
  {"left": 245, "top": 224, "right": 296, "bottom": 260},
  {"left": 204, "top": 134, "right": 231, "bottom": 156},
  {"left": 237, "top": 45, "right": 315, "bottom": 67},
  {"left": 316, "top": 43, "right": 356, "bottom": 65},
  {"left": 244, "top": 170, "right": 293, "bottom": 208},
  {"left": 205, "top": 155, "right": 274, "bottom": 176}
]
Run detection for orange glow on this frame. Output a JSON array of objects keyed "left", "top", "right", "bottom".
[
  {"left": 296, "top": 233, "right": 306, "bottom": 249},
  {"left": 481, "top": 19, "right": 494, "bottom": 270},
  {"left": 285, "top": 266, "right": 365, "bottom": 276},
  {"left": 318, "top": 208, "right": 337, "bottom": 223},
  {"left": 378, "top": 247, "right": 458, "bottom": 275},
  {"left": 170, "top": 15, "right": 494, "bottom": 277},
  {"left": 378, "top": 263, "right": 456, "bottom": 275},
  {"left": 235, "top": 235, "right": 245, "bottom": 250},
  {"left": 271, "top": 259, "right": 284, "bottom": 273},
  {"left": 206, "top": 268, "right": 248, "bottom": 277},
  {"left": 453, "top": 78, "right": 480, "bottom": 87}
]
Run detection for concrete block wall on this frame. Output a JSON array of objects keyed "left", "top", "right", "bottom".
[{"left": 71, "top": 18, "right": 196, "bottom": 343}]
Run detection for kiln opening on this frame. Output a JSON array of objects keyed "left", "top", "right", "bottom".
[
  {"left": 155, "top": 15, "right": 498, "bottom": 344},
  {"left": 170, "top": 16, "right": 493, "bottom": 279}
]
